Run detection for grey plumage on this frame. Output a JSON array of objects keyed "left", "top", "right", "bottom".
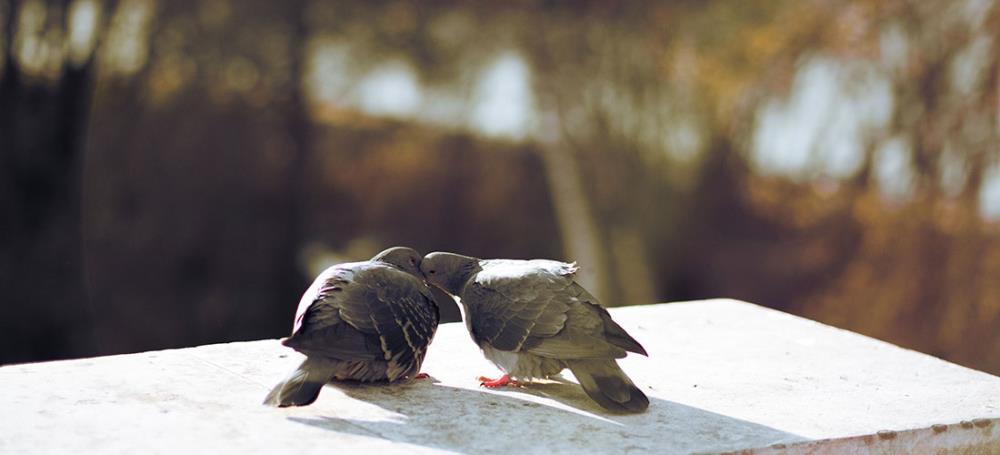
[
  {"left": 420, "top": 252, "right": 649, "bottom": 413},
  {"left": 263, "top": 247, "right": 439, "bottom": 407}
]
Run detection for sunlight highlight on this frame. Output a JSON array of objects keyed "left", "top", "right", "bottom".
[
  {"left": 102, "top": 0, "right": 155, "bottom": 76},
  {"left": 980, "top": 164, "right": 1000, "bottom": 220},
  {"left": 470, "top": 52, "right": 535, "bottom": 140},
  {"left": 874, "top": 137, "right": 914, "bottom": 201},
  {"left": 14, "top": 0, "right": 62, "bottom": 78},
  {"left": 358, "top": 61, "right": 423, "bottom": 118},
  {"left": 752, "top": 57, "right": 893, "bottom": 180},
  {"left": 67, "top": 0, "right": 101, "bottom": 66}
]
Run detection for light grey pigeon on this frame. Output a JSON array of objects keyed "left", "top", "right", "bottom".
[
  {"left": 263, "top": 246, "right": 439, "bottom": 407},
  {"left": 420, "top": 252, "right": 649, "bottom": 413}
]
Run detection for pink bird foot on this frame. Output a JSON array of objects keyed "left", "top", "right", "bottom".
[
  {"left": 478, "top": 374, "right": 518, "bottom": 388},
  {"left": 413, "top": 372, "right": 429, "bottom": 380}
]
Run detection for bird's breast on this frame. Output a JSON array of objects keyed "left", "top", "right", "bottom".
[
  {"left": 481, "top": 343, "right": 521, "bottom": 373},
  {"left": 480, "top": 344, "right": 564, "bottom": 380}
]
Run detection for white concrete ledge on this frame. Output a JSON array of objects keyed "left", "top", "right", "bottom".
[{"left": 1, "top": 299, "right": 998, "bottom": 454}]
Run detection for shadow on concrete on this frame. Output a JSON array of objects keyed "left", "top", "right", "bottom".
[{"left": 287, "top": 378, "right": 807, "bottom": 454}]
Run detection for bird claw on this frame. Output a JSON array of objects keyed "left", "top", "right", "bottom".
[
  {"left": 479, "top": 374, "right": 518, "bottom": 388},
  {"left": 413, "top": 372, "right": 429, "bottom": 380}
]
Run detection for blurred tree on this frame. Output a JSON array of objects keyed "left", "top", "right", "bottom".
[
  {"left": 277, "top": 0, "right": 313, "bottom": 334},
  {"left": 0, "top": 0, "right": 115, "bottom": 362}
]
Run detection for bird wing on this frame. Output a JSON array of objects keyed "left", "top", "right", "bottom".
[
  {"left": 466, "top": 260, "right": 630, "bottom": 359},
  {"left": 286, "top": 264, "right": 438, "bottom": 375}
]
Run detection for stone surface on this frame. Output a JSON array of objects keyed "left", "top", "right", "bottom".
[{"left": 1, "top": 299, "right": 998, "bottom": 454}]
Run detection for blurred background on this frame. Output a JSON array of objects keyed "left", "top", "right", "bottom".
[{"left": 2, "top": 0, "right": 999, "bottom": 375}]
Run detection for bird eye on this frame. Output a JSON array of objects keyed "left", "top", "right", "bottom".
[
  {"left": 410, "top": 258, "right": 416, "bottom": 264},
  {"left": 428, "top": 270, "right": 436, "bottom": 274}
]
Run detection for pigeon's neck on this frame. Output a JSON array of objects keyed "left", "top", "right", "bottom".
[{"left": 445, "top": 262, "right": 481, "bottom": 295}]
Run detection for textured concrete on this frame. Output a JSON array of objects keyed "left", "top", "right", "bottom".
[{"left": 1, "top": 299, "right": 998, "bottom": 454}]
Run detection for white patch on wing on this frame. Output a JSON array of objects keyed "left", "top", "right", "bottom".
[{"left": 477, "top": 259, "right": 576, "bottom": 282}]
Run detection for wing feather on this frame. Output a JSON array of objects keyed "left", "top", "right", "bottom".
[
  {"left": 464, "top": 259, "right": 631, "bottom": 360},
  {"left": 285, "top": 264, "right": 439, "bottom": 378}
]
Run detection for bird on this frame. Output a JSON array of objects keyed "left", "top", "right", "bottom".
[
  {"left": 420, "top": 252, "right": 649, "bottom": 413},
  {"left": 263, "top": 246, "right": 439, "bottom": 407}
]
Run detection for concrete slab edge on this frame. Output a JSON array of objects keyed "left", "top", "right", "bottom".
[{"left": 726, "top": 417, "right": 999, "bottom": 455}]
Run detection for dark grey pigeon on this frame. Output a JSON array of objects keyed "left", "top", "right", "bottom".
[
  {"left": 263, "top": 246, "right": 439, "bottom": 407},
  {"left": 420, "top": 252, "right": 649, "bottom": 413}
]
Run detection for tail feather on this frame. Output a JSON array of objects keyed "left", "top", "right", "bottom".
[
  {"left": 263, "top": 358, "right": 337, "bottom": 407},
  {"left": 597, "top": 309, "right": 648, "bottom": 356},
  {"left": 566, "top": 359, "right": 648, "bottom": 413}
]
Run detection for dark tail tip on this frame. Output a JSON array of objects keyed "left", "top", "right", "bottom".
[
  {"left": 568, "top": 360, "right": 649, "bottom": 414},
  {"left": 263, "top": 359, "right": 331, "bottom": 407},
  {"left": 590, "top": 376, "right": 649, "bottom": 413},
  {"left": 262, "top": 379, "right": 324, "bottom": 407},
  {"left": 619, "top": 384, "right": 649, "bottom": 412}
]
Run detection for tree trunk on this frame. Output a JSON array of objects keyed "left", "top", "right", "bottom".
[
  {"left": 0, "top": 1, "right": 100, "bottom": 363},
  {"left": 537, "top": 144, "right": 609, "bottom": 303},
  {"left": 276, "top": 0, "right": 312, "bottom": 319}
]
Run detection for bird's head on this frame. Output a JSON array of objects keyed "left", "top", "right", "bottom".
[
  {"left": 420, "top": 251, "right": 480, "bottom": 295},
  {"left": 372, "top": 246, "right": 422, "bottom": 277}
]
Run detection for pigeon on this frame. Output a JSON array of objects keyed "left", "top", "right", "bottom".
[
  {"left": 420, "top": 252, "right": 649, "bottom": 413},
  {"left": 263, "top": 246, "right": 439, "bottom": 407}
]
